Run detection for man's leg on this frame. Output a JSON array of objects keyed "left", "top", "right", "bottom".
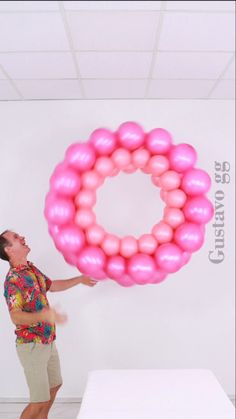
[
  {"left": 20, "top": 401, "right": 49, "bottom": 419},
  {"left": 37, "top": 384, "right": 62, "bottom": 418}
]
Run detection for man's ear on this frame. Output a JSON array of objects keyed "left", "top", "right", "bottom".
[{"left": 4, "top": 245, "right": 12, "bottom": 259}]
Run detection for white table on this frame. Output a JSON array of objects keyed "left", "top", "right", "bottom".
[{"left": 77, "top": 369, "right": 234, "bottom": 419}]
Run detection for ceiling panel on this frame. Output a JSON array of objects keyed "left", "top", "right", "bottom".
[
  {"left": 152, "top": 52, "right": 233, "bottom": 79},
  {"left": 148, "top": 79, "right": 215, "bottom": 98},
  {"left": 63, "top": 1, "right": 162, "bottom": 10},
  {"left": 83, "top": 79, "right": 147, "bottom": 98},
  {"left": 210, "top": 79, "right": 235, "bottom": 99},
  {"left": 166, "top": 1, "right": 235, "bottom": 11},
  {"left": 15, "top": 79, "right": 83, "bottom": 99},
  {"left": 67, "top": 11, "right": 159, "bottom": 50},
  {"left": 0, "top": 1, "right": 59, "bottom": 11},
  {"left": 77, "top": 51, "right": 153, "bottom": 78},
  {"left": 0, "top": 52, "right": 77, "bottom": 79},
  {"left": 159, "top": 12, "right": 235, "bottom": 51},
  {"left": 0, "top": 13, "right": 70, "bottom": 51},
  {"left": 0, "top": 80, "right": 20, "bottom": 100},
  {"left": 222, "top": 57, "right": 235, "bottom": 79}
]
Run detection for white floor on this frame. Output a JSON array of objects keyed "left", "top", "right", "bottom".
[{"left": 0, "top": 402, "right": 81, "bottom": 419}]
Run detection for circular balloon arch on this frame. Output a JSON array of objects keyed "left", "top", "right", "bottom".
[{"left": 44, "top": 122, "right": 214, "bottom": 287}]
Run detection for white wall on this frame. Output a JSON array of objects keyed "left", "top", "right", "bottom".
[{"left": 0, "top": 99, "right": 235, "bottom": 398}]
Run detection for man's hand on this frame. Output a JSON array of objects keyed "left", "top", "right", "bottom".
[
  {"left": 41, "top": 307, "right": 68, "bottom": 325},
  {"left": 79, "top": 276, "right": 98, "bottom": 287}
]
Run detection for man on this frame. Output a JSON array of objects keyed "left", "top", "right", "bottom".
[{"left": 0, "top": 230, "right": 97, "bottom": 419}]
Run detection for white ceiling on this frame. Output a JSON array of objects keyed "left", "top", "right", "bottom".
[{"left": 0, "top": 0, "right": 235, "bottom": 101}]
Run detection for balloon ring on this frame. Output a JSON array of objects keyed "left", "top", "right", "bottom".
[{"left": 44, "top": 122, "right": 214, "bottom": 286}]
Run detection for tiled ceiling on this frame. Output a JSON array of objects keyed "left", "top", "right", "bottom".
[{"left": 0, "top": 0, "right": 235, "bottom": 101}]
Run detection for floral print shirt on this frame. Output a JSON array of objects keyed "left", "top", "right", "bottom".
[{"left": 4, "top": 261, "right": 56, "bottom": 344}]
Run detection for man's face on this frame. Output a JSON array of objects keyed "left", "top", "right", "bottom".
[{"left": 3, "top": 231, "right": 30, "bottom": 261}]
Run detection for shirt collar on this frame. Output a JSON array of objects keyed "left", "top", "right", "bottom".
[{"left": 10, "top": 261, "right": 34, "bottom": 273}]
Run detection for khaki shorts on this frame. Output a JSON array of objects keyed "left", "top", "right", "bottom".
[{"left": 16, "top": 341, "right": 63, "bottom": 403}]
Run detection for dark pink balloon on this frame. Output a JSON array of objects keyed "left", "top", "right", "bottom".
[
  {"left": 174, "top": 222, "right": 204, "bottom": 252},
  {"left": 89, "top": 128, "right": 117, "bottom": 155},
  {"left": 127, "top": 254, "right": 156, "bottom": 284},
  {"left": 155, "top": 243, "right": 183, "bottom": 273},
  {"left": 181, "top": 168, "right": 211, "bottom": 196},
  {"left": 66, "top": 143, "right": 96, "bottom": 172},
  {"left": 146, "top": 128, "right": 172, "bottom": 155},
  {"left": 116, "top": 274, "right": 135, "bottom": 287},
  {"left": 169, "top": 143, "right": 197, "bottom": 172},
  {"left": 45, "top": 198, "right": 75, "bottom": 226},
  {"left": 54, "top": 225, "right": 85, "bottom": 254},
  {"left": 183, "top": 196, "right": 214, "bottom": 224},
  {"left": 77, "top": 246, "right": 106, "bottom": 277},
  {"left": 117, "top": 121, "right": 145, "bottom": 151},
  {"left": 50, "top": 168, "right": 81, "bottom": 197},
  {"left": 106, "top": 256, "right": 126, "bottom": 279}
]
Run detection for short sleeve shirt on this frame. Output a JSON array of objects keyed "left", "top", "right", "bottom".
[{"left": 4, "top": 262, "right": 56, "bottom": 344}]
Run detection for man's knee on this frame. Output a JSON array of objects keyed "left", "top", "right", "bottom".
[{"left": 29, "top": 401, "right": 50, "bottom": 414}]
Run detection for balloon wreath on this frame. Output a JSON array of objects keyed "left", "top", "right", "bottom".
[{"left": 45, "top": 122, "right": 214, "bottom": 287}]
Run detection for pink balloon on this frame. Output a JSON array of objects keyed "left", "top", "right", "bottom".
[
  {"left": 164, "top": 207, "right": 185, "bottom": 228},
  {"left": 146, "top": 128, "right": 172, "bottom": 155},
  {"left": 63, "top": 252, "right": 78, "bottom": 266},
  {"left": 94, "top": 156, "right": 114, "bottom": 177},
  {"left": 45, "top": 198, "right": 75, "bottom": 226},
  {"left": 151, "top": 176, "right": 161, "bottom": 187},
  {"left": 165, "top": 189, "right": 187, "bottom": 208},
  {"left": 112, "top": 148, "right": 131, "bottom": 169},
  {"left": 128, "top": 254, "right": 156, "bottom": 284},
  {"left": 181, "top": 168, "right": 211, "bottom": 196},
  {"left": 123, "top": 163, "right": 137, "bottom": 174},
  {"left": 66, "top": 143, "right": 96, "bottom": 172},
  {"left": 132, "top": 148, "right": 150, "bottom": 169},
  {"left": 146, "top": 155, "right": 169, "bottom": 176},
  {"left": 101, "top": 234, "right": 120, "bottom": 256},
  {"left": 116, "top": 274, "right": 135, "bottom": 287},
  {"left": 160, "top": 170, "right": 181, "bottom": 191},
  {"left": 50, "top": 168, "right": 81, "bottom": 197},
  {"left": 152, "top": 221, "right": 173, "bottom": 243},
  {"left": 81, "top": 170, "right": 103, "bottom": 189},
  {"left": 181, "top": 251, "right": 192, "bottom": 266},
  {"left": 75, "top": 208, "right": 96, "bottom": 229},
  {"left": 174, "top": 222, "right": 204, "bottom": 252},
  {"left": 75, "top": 189, "right": 96, "bottom": 208},
  {"left": 120, "top": 236, "right": 138, "bottom": 258},
  {"left": 183, "top": 196, "right": 214, "bottom": 224},
  {"left": 138, "top": 234, "right": 157, "bottom": 254},
  {"left": 54, "top": 226, "right": 85, "bottom": 254},
  {"left": 169, "top": 143, "right": 197, "bottom": 172},
  {"left": 89, "top": 128, "right": 117, "bottom": 155},
  {"left": 117, "top": 121, "right": 145, "bottom": 151},
  {"left": 160, "top": 189, "right": 168, "bottom": 202},
  {"left": 109, "top": 168, "right": 120, "bottom": 177},
  {"left": 149, "top": 269, "right": 167, "bottom": 284},
  {"left": 106, "top": 255, "right": 126, "bottom": 279},
  {"left": 77, "top": 246, "right": 106, "bottom": 278},
  {"left": 155, "top": 243, "right": 183, "bottom": 273},
  {"left": 48, "top": 224, "right": 60, "bottom": 240},
  {"left": 86, "top": 224, "right": 105, "bottom": 245}
]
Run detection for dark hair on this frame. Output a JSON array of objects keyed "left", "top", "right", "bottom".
[{"left": 0, "top": 230, "right": 11, "bottom": 261}]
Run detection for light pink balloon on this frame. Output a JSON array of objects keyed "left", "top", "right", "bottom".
[
  {"left": 138, "top": 234, "right": 157, "bottom": 254},
  {"left": 132, "top": 148, "right": 150, "bottom": 169},
  {"left": 86, "top": 224, "right": 105, "bottom": 245},
  {"left": 174, "top": 222, "right": 204, "bottom": 252},
  {"left": 160, "top": 189, "right": 168, "bottom": 202},
  {"left": 101, "top": 234, "right": 120, "bottom": 256},
  {"left": 94, "top": 157, "right": 114, "bottom": 177},
  {"left": 54, "top": 226, "right": 85, "bottom": 254},
  {"left": 45, "top": 198, "right": 75, "bottom": 226},
  {"left": 109, "top": 168, "right": 120, "bottom": 177},
  {"left": 120, "top": 236, "right": 138, "bottom": 258},
  {"left": 64, "top": 252, "right": 78, "bottom": 266},
  {"left": 150, "top": 269, "right": 167, "bottom": 284},
  {"left": 152, "top": 221, "right": 173, "bottom": 243},
  {"left": 50, "top": 168, "right": 81, "bottom": 197},
  {"left": 169, "top": 143, "right": 197, "bottom": 172},
  {"left": 160, "top": 170, "right": 181, "bottom": 191},
  {"left": 81, "top": 170, "right": 103, "bottom": 189},
  {"left": 165, "top": 189, "right": 187, "bottom": 208},
  {"left": 117, "top": 121, "right": 145, "bottom": 151},
  {"left": 151, "top": 176, "right": 161, "bottom": 187},
  {"left": 181, "top": 251, "right": 192, "bottom": 266},
  {"left": 155, "top": 243, "right": 183, "bottom": 273},
  {"left": 75, "top": 189, "right": 96, "bottom": 208},
  {"left": 128, "top": 254, "right": 156, "bottom": 284},
  {"left": 106, "top": 255, "right": 126, "bottom": 279},
  {"left": 146, "top": 128, "right": 172, "bottom": 155},
  {"left": 164, "top": 207, "right": 185, "bottom": 228},
  {"left": 116, "top": 274, "right": 135, "bottom": 287},
  {"left": 181, "top": 168, "right": 211, "bottom": 196},
  {"left": 112, "top": 148, "right": 131, "bottom": 169},
  {"left": 183, "top": 196, "right": 214, "bottom": 224},
  {"left": 66, "top": 143, "right": 96, "bottom": 172},
  {"left": 75, "top": 208, "right": 96, "bottom": 229},
  {"left": 146, "top": 155, "right": 170, "bottom": 176},
  {"left": 123, "top": 164, "right": 137, "bottom": 174},
  {"left": 77, "top": 246, "right": 106, "bottom": 278},
  {"left": 89, "top": 128, "right": 117, "bottom": 155}
]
